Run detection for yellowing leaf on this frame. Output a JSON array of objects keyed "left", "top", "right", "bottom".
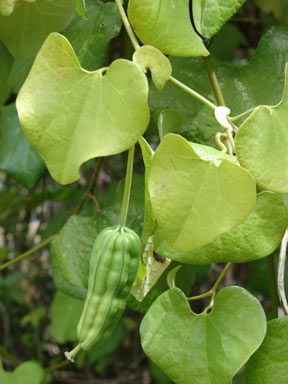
[
  {"left": 16, "top": 33, "right": 150, "bottom": 184},
  {"left": 149, "top": 134, "right": 256, "bottom": 251}
]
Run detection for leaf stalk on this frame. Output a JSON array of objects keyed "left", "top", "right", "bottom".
[{"left": 118, "top": 145, "right": 135, "bottom": 227}]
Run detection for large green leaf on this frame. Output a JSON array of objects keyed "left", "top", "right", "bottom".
[
  {"left": 0, "top": 359, "right": 45, "bottom": 384},
  {"left": 62, "top": 1, "right": 122, "bottom": 71},
  {"left": 0, "top": 104, "right": 46, "bottom": 188},
  {"left": 16, "top": 33, "right": 150, "bottom": 184},
  {"left": 50, "top": 291, "right": 84, "bottom": 343},
  {"left": 0, "top": 0, "right": 74, "bottom": 61},
  {"left": 148, "top": 26, "right": 288, "bottom": 146},
  {"left": 149, "top": 134, "right": 256, "bottom": 251},
  {"left": 127, "top": 0, "right": 209, "bottom": 57},
  {"left": 192, "top": 0, "right": 246, "bottom": 38},
  {"left": 140, "top": 286, "right": 266, "bottom": 384},
  {"left": 0, "top": 41, "right": 13, "bottom": 105},
  {"left": 154, "top": 192, "right": 288, "bottom": 264},
  {"left": 236, "top": 64, "right": 288, "bottom": 193},
  {"left": 246, "top": 317, "right": 288, "bottom": 383}
]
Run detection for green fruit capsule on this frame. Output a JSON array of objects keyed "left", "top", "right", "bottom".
[{"left": 65, "top": 225, "right": 140, "bottom": 362}]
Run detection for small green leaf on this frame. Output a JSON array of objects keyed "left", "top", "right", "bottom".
[
  {"left": 0, "top": 360, "right": 45, "bottom": 384},
  {"left": 236, "top": 64, "right": 288, "bottom": 193},
  {"left": 127, "top": 0, "right": 209, "bottom": 57},
  {"left": 0, "top": 104, "right": 46, "bottom": 188},
  {"left": 50, "top": 291, "right": 84, "bottom": 343},
  {"left": 72, "top": 0, "right": 87, "bottom": 20},
  {"left": 0, "top": 0, "right": 74, "bottom": 61},
  {"left": 166, "top": 266, "right": 181, "bottom": 289},
  {"left": 133, "top": 45, "right": 172, "bottom": 91},
  {"left": 154, "top": 192, "right": 288, "bottom": 264},
  {"left": 246, "top": 317, "right": 288, "bottom": 383},
  {"left": 17, "top": 33, "right": 150, "bottom": 184},
  {"left": 192, "top": 0, "right": 246, "bottom": 38},
  {"left": 62, "top": 1, "right": 122, "bottom": 71},
  {"left": 149, "top": 134, "right": 256, "bottom": 250},
  {"left": 140, "top": 286, "right": 267, "bottom": 384}
]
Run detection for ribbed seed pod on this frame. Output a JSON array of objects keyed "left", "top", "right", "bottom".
[{"left": 65, "top": 225, "right": 140, "bottom": 361}]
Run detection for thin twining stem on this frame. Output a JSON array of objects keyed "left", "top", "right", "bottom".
[
  {"left": 188, "top": 262, "right": 232, "bottom": 301},
  {"left": 230, "top": 107, "right": 257, "bottom": 122},
  {"left": 169, "top": 76, "right": 216, "bottom": 111},
  {"left": 278, "top": 229, "right": 288, "bottom": 315},
  {"left": 0, "top": 235, "right": 56, "bottom": 272},
  {"left": 114, "top": 0, "right": 139, "bottom": 50}
]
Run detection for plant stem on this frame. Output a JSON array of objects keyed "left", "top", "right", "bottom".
[
  {"left": 74, "top": 157, "right": 103, "bottom": 215},
  {"left": 188, "top": 262, "right": 232, "bottom": 301},
  {"left": 169, "top": 76, "right": 216, "bottom": 111},
  {"left": 230, "top": 107, "right": 257, "bottom": 122},
  {"left": 0, "top": 235, "right": 56, "bottom": 272},
  {"left": 278, "top": 229, "right": 288, "bottom": 315},
  {"left": 0, "top": 345, "right": 20, "bottom": 366},
  {"left": 202, "top": 56, "right": 226, "bottom": 107},
  {"left": 115, "top": 0, "right": 140, "bottom": 50},
  {"left": 118, "top": 146, "right": 135, "bottom": 228},
  {"left": 268, "top": 254, "right": 278, "bottom": 319},
  {"left": 45, "top": 360, "right": 70, "bottom": 373}
]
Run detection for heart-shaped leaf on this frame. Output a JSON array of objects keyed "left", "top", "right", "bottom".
[
  {"left": 246, "top": 317, "right": 288, "bottom": 383},
  {"left": 127, "top": 0, "right": 209, "bottom": 57},
  {"left": 235, "top": 64, "right": 288, "bottom": 193},
  {"left": 154, "top": 191, "right": 288, "bottom": 264},
  {"left": 133, "top": 45, "right": 172, "bottom": 91},
  {"left": 16, "top": 32, "right": 150, "bottom": 184},
  {"left": 149, "top": 134, "right": 256, "bottom": 251},
  {"left": 0, "top": 0, "right": 74, "bottom": 60},
  {"left": 140, "top": 286, "right": 267, "bottom": 384}
]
